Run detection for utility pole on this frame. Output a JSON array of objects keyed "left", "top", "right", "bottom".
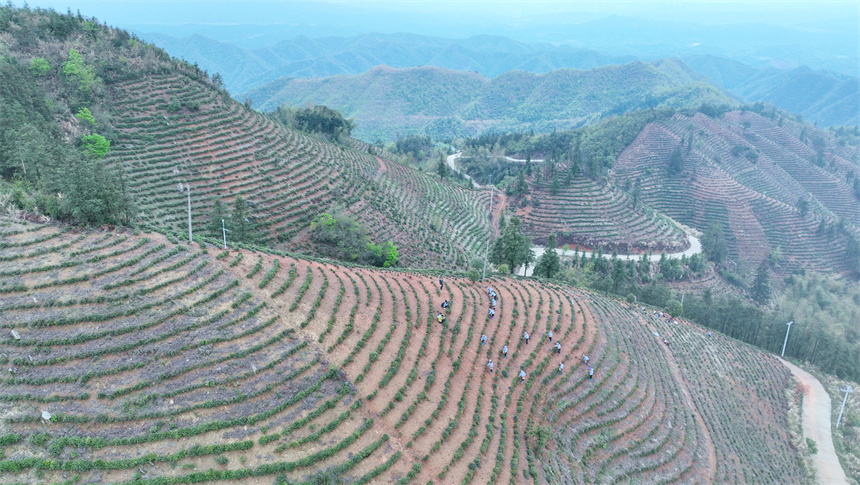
[
  {"left": 186, "top": 184, "right": 193, "bottom": 243},
  {"left": 481, "top": 183, "right": 495, "bottom": 281},
  {"left": 781, "top": 321, "right": 794, "bottom": 357},
  {"left": 836, "top": 385, "right": 853, "bottom": 429},
  {"left": 222, "top": 219, "right": 228, "bottom": 250}
]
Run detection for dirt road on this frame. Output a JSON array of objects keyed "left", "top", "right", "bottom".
[{"left": 781, "top": 359, "right": 849, "bottom": 485}]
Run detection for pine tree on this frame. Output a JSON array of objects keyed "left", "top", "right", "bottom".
[
  {"left": 535, "top": 233, "right": 561, "bottom": 278},
  {"left": 208, "top": 199, "right": 227, "bottom": 238},
  {"left": 751, "top": 259, "right": 771, "bottom": 304},
  {"left": 436, "top": 153, "right": 450, "bottom": 181},
  {"left": 490, "top": 216, "right": 534, "bottom": 274},
  {"left": 668, "top": 146, "right": 683, "bottom": 176},
  {"left": 231, "top": 196, "right": 261, "bottom": 244},
  {"left": 702, "top": 222, "right": 727, "bottom": 264}
]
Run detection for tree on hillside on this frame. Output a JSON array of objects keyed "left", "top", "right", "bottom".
[
  {"left": 309, "top": 211, "right": 368, "bottom": 262},
  {"left": 611, "top": 257, "right": 628, "bottom": 293},
  {"left": 272, "top": 104, "right": 354, "bottom": 143},
  {"left": 535, "top": 233, "right": 561, "bottom": 279},
  {"left": 701, "top": 222, "right": 727, "bottom": 264},
  {"left": 436, "top": 153, "right": 450, "bottom": 181},
  {"left": 230, "top": 196, "right": 262, "bottom": 244},
  {"left": 60, "top": 155, "right": 133, "bottom": 226},
  {"left": 490, "top": 216, "right": 534, "bottom": 274},
  {"left": 208, "top": 199, "right": 227, "bottom": 239},
  {"left": 308, "top": 211, "right": 399, "bottom": 267},
  {"left": 366, "top": 240, "right": 399, "bottom": 268},
  {"left": 797, "top": 197, "right": 810, "bottom": 217},
  {"left": 62, "top": 48, "right": 101, "bottom": 102},
  {"left": 847, "top": 236, "right": 860, "bottom": 277},
  {"left": 525, "top": 154, "right": 532, "bottom": 176},
  {"left": 550, "top": 173, "right": 560, "bottom": 195},
  {"left": 81, "top": 133, "right": 109, "bottom": 158},
  {"left": 667, "top": 146, "right": 683, "bottom": 176},
  {"left": 507, "top": 171, "right": 528, "bottom": 196},
  {"left": 751, "top": 259, "right": 771, "bottom": 304}
]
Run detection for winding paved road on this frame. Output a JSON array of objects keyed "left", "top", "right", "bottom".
[
  {"left": 445, "top": 152, "right": 480, "bottom": 188},
  {"left": 517, "top": 236, "right": 702, "bottom": 276},
  {"left": 780, "top": 359, "right": 849, "bottom": 485}
]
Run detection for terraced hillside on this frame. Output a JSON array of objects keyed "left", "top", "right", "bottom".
[
  {"left": 106, "top": 74, "right": 493, "bottom": 269},
  {"left": 612, "top": 110, "right": 860, "bottom": 275},
  {"left": 0, "top": 219, "right": 807, "bottom": 483},
  {"left": 517, "top": 173, "right": 689, "bottom": 253}
]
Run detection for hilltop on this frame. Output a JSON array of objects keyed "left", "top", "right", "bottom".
[
  {"left": 242, "top": 60, "right": 735, "bottom": 141},
  {"left": 0, "top": 218, "right": 812, "bottom": 483},
  {"left": 0, "top": 5, "right": 496, "bottom": 270},
  {"left": 611, "top": 107, "right": 860, "bottom": 277}
]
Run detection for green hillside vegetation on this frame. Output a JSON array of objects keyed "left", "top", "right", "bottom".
[
  {"left": 0, "top": 5, "right": 494, "bottom": 270},
  {"left": 242, "top": 61, "right": 737, "bottom": 142},
  {"left": 0, "top": 7, "right": 156, "bottom": 226}
]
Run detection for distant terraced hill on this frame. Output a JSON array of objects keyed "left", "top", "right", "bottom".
[
  {"left": 517, "top": 173, "right": 689, "bottom": 253},
  {"left": 104, "top": 72, "right": 495, "bottom": 270},
  {"left": 242, "top": 60, "right": 736, "bottom": 141},
  {"left": 0, "top": 218, "right": 808, "bottom": 483},
  {"left": 611, "top": 109, "right": 860, "bottom": 275}
]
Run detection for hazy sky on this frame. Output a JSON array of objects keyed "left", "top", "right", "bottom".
[
  {"left": 22, "top": 1, "right": 860, "bottom": 28},
  {"left": 18, "top": 0, "right": 860, "bottom": 74}
]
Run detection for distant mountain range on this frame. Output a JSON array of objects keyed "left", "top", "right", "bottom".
[
  {"left": 143, "top": 32, "right": 859, "bottom": 130},
  {"left": 142, "top": 32, "right": 636, "bottom": 93},
  {"left": 241, "top": 59, "right": 735, "bottom": 141},
  {"left": 685, "top": 55, "right": 860, "bottom": 127}
]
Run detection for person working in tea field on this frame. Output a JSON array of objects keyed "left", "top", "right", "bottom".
[
  {"left": 523, "top": 331, "right": 529, "bottom": 344},
  {"left": 555, "top": 342, "right": 561, "bottom": 354},
  {"left": 489, "top": 308, "right": 495, "bottom": 319},
  {"left": 439, "top": 277, "right": 444, "bottom": 289},
  {"left": 559, "top": 362, "right": 564, "bottom": 373},
  {"left": 441, "top": 300, "right": 449, "bottom": 309},
  {"left": 519, "top": 369, "right": 526, "bottom": 383},
  {"left": 583, "top": 354, "right": 589, "bottom": 365},
  {"left": 548, "top": 330, "right": 553, "bottom": 341},
  {"left": 487, "top": 359, "right": 494, "bottom": 373},
  {"left": 481, "top": 334, "right": 487, "bottom": 346},
  {"left": 588, "top": 366, "right": 594, "bottom": 381},
  {"left": 503, "top": 345, "right": 508, "bottom": 358}
]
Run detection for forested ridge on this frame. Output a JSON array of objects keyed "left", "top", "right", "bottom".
[
  {"left": 0, "top": 5, "right": 221, "bottom": 226},
  {"left": 243, "top": 61, "right": 736, "bottom": 142}
]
